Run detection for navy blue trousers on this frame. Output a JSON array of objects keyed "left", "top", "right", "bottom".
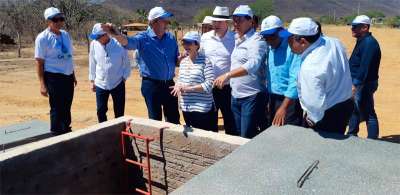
[
  {"left": 44, "top": 72, "right": 74, "bottom": 135},
  {"left": 95, "top": 81, "right": 125, "bottom": 123},
  {"left": 141, "top": 78, "right": 180, "bottom": 124}
]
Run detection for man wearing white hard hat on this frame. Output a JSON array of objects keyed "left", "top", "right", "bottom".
[
  {"left": 101, "top": 7, "right": 180, "bottom": 124},
  {"left": 287, "top": 17, "right": 353, "bottom": 135},
  {"left": 260, "top": 15, "right": 302, "bottom": 127},
  {"left": 214, "top": 5, "right": 267, "bottom": 138},
  {"left": 201, "top": 6, "right": 237, "bottom": 136},
  {"left": 347, "top": 15, "right": 381, "bottom": 139},
  {"left": 201, "top": 16, "right": 213, "bottom": 34},
  {"left": 88, "top": 23, "right": 131, "bottom": 123},
  {"left": 171, "top": 31, "right": 217, "bottom": 131},
  {"left": 35, "top": 7, "right": 76, "bottom": 135}
]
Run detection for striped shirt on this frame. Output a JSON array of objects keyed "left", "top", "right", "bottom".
[{"left": 178, "top": 54, "right": 215, "bottom": 113}]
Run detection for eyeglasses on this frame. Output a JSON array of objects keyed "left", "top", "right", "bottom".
[
  {"left": 95, "top": 34, "right": 106, "bottom": 40},
  {"left": 351, "top": 24, "right": 363, "bottom": 30},
  {"left": 262, "top": 33, "right": 279, "bottom": 40},
  {"left": 233, "top": 16, "right": 246, "bottom": 23},
  {"left": 182, "top": 40, "right": 196, "bottom": 45},
  {"left": 51, "top": 17, "right": 65, "bottom": 23}
]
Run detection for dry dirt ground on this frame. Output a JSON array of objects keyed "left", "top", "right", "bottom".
[{"left": 0, "top": 25, "right": 399, "bottom": 141}]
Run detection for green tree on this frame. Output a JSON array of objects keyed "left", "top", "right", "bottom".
[
  {"left": 340, "top": 14, "right": 358, "bottom": 25},
  {"left": 386, "top": 16, "right": 400, "bottom": 27},
  {"left": 363, "top": 10, "right": 385, "bottom": 19},
  {"left": 136, "top": 9, "right": 147, "bottom": 23},
  {"left": 193, "top": 7, "right": 213, "bottom": 23},
  {"left": 249, "top": 0, "right": 274, "bottom": 19},
  {"left": 319, "top": 15, "right": 336, "bottom": 24}
]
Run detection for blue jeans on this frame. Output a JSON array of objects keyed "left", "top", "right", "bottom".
[
  {"left": 231, "top": 92, "right": 267, "bottom": 138},
  {"left": 44, "top": 72, "right": 74, "bottom": 135},
  {"left": 95, "top": 81, "right": 125, "bottom": 123},
  {"left": 348, "top": 81, "right": 379, "bottom": 139},
  {"left": 141, "top": 78, "right": 180, "bottom": 124}
]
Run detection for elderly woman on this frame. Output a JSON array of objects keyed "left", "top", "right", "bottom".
[{"left": 171, "top": 31, "right": 217, "bottom": 131}]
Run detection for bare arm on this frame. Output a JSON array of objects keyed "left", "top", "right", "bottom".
[
  {"left": 213, "top": 67, "right": 248, "bottom": 89},
  {"left": 36, "top": 58, "right": 47, "bottom": 97},
  {"left": 272, "top": 97, "right": 295, "bottom": 126},
  {"left": 101, "top": 23, "right": 128, "bottom": 46}
]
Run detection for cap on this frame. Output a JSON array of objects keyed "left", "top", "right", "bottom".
[
  {"left": 44, "top": 7, "right": 62, "bottom": 20},
  {"left": 288, "top": 17, "right": 319, "bottom": 36},
  {"left": 89, "top": 23, "right": 107, "bottom": 40},
  {"left": 148, "top": 7, "right": 173, "bottom": 21},
  {"left": 233, "top": 5, "right": 253, "bottom": 18},
  {"left": 260, "top": 15, "right": 290, "bottom": 37},
  {"left": 352, "top": 15, "right": 371, "bottom": 25},
  {"left": 182, "top": 31, "right": 201, "bottom": 44}
]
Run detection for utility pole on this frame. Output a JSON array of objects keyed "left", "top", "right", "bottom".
[
  {"left": 333, "top": 9, "right": 336, "bottom": 23},
  {"left": 357, "top": 2, "right": 360, "bottom": 15}
]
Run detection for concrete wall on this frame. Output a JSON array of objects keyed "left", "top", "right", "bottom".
[
  {"left": 127, "top": 118, "right": 249, "bottom": 194},
  {"left": 0, "top": 116, "right": 248, "bottom": 194}
]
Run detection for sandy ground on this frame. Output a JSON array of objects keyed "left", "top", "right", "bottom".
[{"left": 0, "top": 26, "right": 399, "bottom": 141}]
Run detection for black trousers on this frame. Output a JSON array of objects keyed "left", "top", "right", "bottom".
[
  {"left": 141, "top": 77, "right": 180, "bottom": 124},
  {"left": 44, "top": 72, "right": 74, "bottom": 135},
  {"left": 95, "top": 81, "right": 125, "bottom": 123},
  {"left": 268, "top": 93, "right": 303, "bottom": 126},
  {"left": 311, "top": 99, "right": 354, "bottom": 135},
  {"left": 183, "top": 109, "right": 218, "bottom": 132},
  {"left": 212, "top": 85, "right": 237, "bottom": 135}
]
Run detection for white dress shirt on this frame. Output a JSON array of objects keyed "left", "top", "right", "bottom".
[
  {"left": 230, "top": 29, "right": 268, "bottom": 98},
  {"left": 201, "top": 30, "right": 235, "bottom": 84},
  {"left": 297, "top": 36, "right": 353, "bottom": 123},
  {"left": 89, "top": 38, "right": 131, "bottom": 90},
  {"left": 35, "top": 28, "right": 74, "bottom": 75}
]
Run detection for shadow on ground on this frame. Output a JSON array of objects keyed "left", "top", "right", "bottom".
[{"left": 380, "top": 135, "right": 400, "bottom": 144}]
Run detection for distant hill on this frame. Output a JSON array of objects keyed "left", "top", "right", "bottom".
[{"left": 103, "top": 0, "right": 400, "bottom": 23}]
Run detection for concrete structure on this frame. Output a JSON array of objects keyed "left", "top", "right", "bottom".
[
  {"left": 172, "top": 125, "right": 400, "bottom": 195},
  {"left": 1, "top": 120, "right": 50, "bottom": 152},
  {"left": 2, "top": 117, "right": 400, "bottom": 194},
  {"left": 0, "top": 116, "right": 247, "bottom": 194}
]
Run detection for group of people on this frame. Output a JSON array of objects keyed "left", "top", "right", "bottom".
[{"left": 35, "top": 5, "right": 381, "bottom": 139}]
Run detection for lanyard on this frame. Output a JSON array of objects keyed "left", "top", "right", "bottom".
[{"left": 56, "top": 33, "right": 71, "bottom": 59}]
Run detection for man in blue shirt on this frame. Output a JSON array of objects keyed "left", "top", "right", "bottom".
[
  {"left": 101, "top": 7, "right": 180, "bottom": 124},
  {"left": 260, "top": 16, "right": 303, "bottom": 127},
  {"left": 35, "top": 7, "right": 77, "bottom": 135},
  {"left": 347, "top": 15, "right": 381, "bottom": 139}
]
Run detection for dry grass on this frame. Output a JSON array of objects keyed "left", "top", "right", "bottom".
[{"left": 0, "top": 25, "right": 399, "bottom": 139}]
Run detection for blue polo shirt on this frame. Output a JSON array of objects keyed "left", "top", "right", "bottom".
[
  {"left": 125, "top": 28, "right": 178, "bottom": 80},
  {"left": 266, "top": 38, "right": 302, "bottom": 99}
]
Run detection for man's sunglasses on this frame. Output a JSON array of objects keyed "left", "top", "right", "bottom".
[
  {"left": 232, "top": 15, "right": 252, "bottom": 23},
  {"left": 51, "top": 17, "right": 65, "bottom": 23},
  {"left": 182, "top": 40, "right": 197, "bottom": 45},
  {"left": 262, "top": 32, "right": 279, "bottom": 40}
]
